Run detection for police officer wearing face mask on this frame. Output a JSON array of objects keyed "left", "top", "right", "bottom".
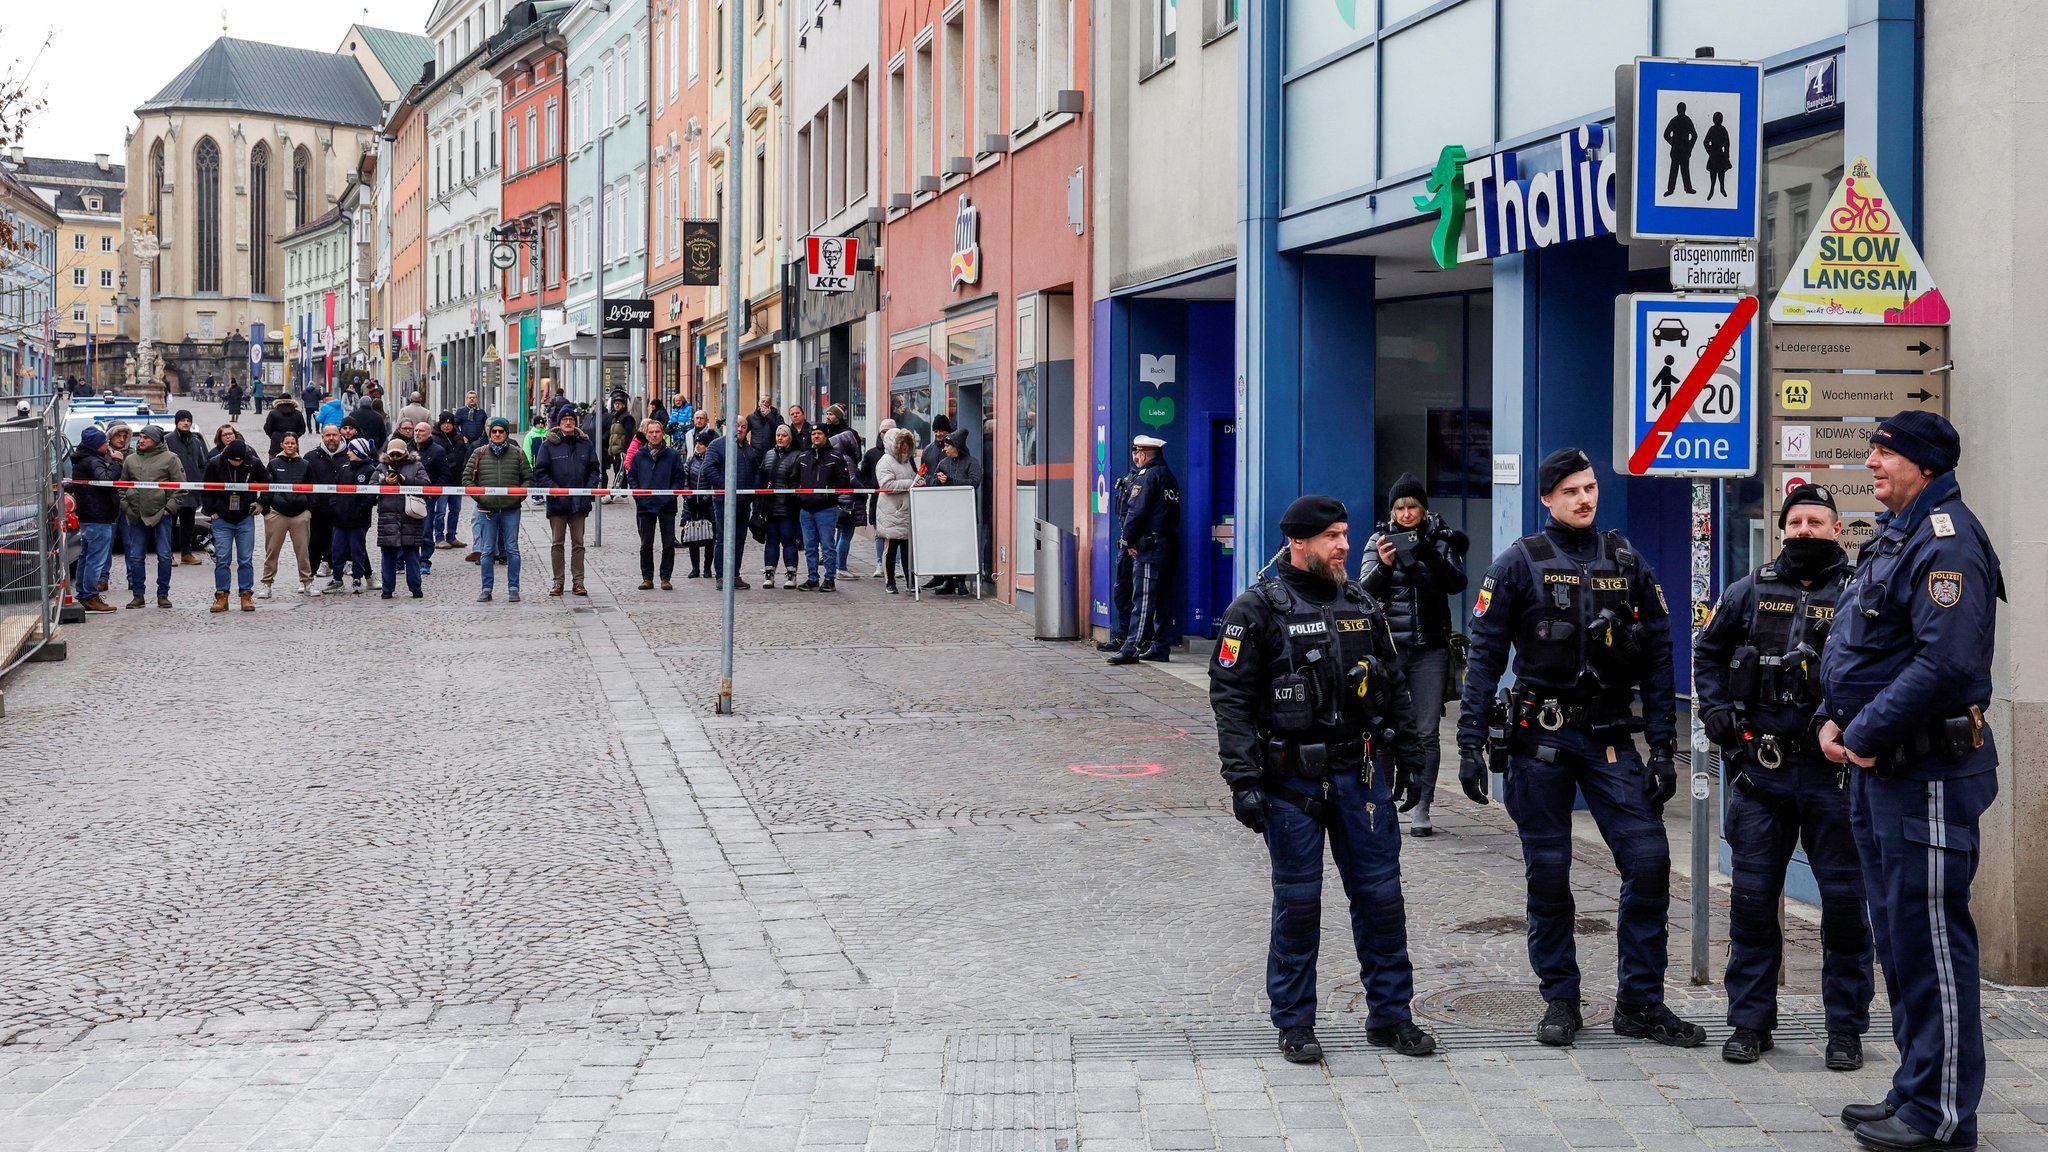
[
  {"left": 1820, "top": 412, "right": 2002, "bottom": 1152},
  {"left": 1457, "top": 448, "right": 1704, "bottom": 1050},
  {"left": 1210, "top": 495, "right": 1438, "bottom": 1064},
  {"left": 1696, "top": 483, "right": 1871, "bottom": 1072}
]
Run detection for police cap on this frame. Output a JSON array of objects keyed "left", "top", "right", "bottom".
[
  {"left": 1777, "top": 482, "right": 1837, "bottom": 529},
  {"left": 1537, "top": 447, "right": 1594, "bottom": 495},
  {"left": 1280, "top": 495, "right": 1347, "bottom": 540},
  {"left": 1871, "top": 410, "right": 1960, "bottom": 475}
]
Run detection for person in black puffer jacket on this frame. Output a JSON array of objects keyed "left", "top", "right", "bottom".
[
  {"left": 1358, "top": 472, "right": 1470, "bottom": 836},
  {"left": 69, "top": 428, "right": 124, "bottom": 611},
  {"left": 165, "top": 410, "right": 210, "bottom": 562},
  {"left": 755, "top": 425, "right": 803, "bottom": 588},
  {"left": 531, "top": 410, "right": 602, "bottom": 595},
  {"left": 625, "top": 421, "right": 684, "bottom": 589},
  {"left": 325, "top": 438, "right": 377, "bottom": 593},
  {"left": 427, "top": 413, "right": 469, "bottom": 549},
  {"left": 258, "top": 433, "right": 318, "bottom": 598},
  {"left": 371, "top": 439, "right": 428, "bottom": 598},
  {"left": 795, "top": 424, "right": 854, "bottom": 589},
  {"left": 202, "top": 440, "right": 264, "bottom": 610}
]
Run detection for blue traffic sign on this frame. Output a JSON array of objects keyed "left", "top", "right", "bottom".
[
  {"left": 1618, "top": 57, "right": 1763, "bottom": 243},
  {"left": 1612, "top": 293, "right": 1758, "bottom": 477}
]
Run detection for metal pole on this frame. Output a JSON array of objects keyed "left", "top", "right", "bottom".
[
  {"left": 36, "top": 405, "right": 52, "bottom": 641},
  {"left": 1689, "top": 477, "right": 1714, "bottom": 984},
  {"left": 594, "top": 132, "right": 606, "bottom": 546},
  {"left": 716, "top": 0, "right": 746, "bottom": 715}
]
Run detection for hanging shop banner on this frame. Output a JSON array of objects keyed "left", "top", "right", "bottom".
[
  {"left": 804, "top": 235, "right": 860, "bottom": 293},
  {"left": 1768, "top": 157, "right": 1950, "bottom": 325},
  {"left": 680, "top": 220, "right": 721, "bottom": 286}
]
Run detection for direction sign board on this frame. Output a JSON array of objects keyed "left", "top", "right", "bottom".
[
  {"left": 1774, "top": 419, "right": 1880, "bottom": 465},
  {"left": 1616, "top": 57, "right": 1764, "bottom": 243},
  {"left": 1670, "top": 243, "right": 1757, "bottom": 290},
  {"left": 1769, "top": 324, "right": 1947, "bottom": 371},
  {"left": 1613, "top": 293, "right": 1759, "bottom": 477},
  {"left": 1770, "top": 371, "right": 1947, "bottom": 418},
  {"left": 1772, "top": 466, "right": 1884, "bottom": 514}
]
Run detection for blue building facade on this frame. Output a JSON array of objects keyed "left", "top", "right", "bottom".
[
  {"left": 1216, "top": 0, "right": 1925, "bottom": 899},
  {"left": 0, "top": 171, "right": 60, "bottom": 397}
]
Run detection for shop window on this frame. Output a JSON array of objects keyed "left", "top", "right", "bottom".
[
  {"left": 1374, "top": 293, "right": 1492, "bottom": 618},
  {"left": 890, "top": 356, "right": 935, "bottom": 447},
  {"left": 1283, "top": 48, "right": 1374, "bottom": 207}
]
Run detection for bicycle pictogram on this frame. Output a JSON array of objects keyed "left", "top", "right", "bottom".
[{"left": 1830, "top": 177, "right": 1891, "bottom": 233}]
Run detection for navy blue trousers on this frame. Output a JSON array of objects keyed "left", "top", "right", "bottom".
[
  {"left": 1851, "top": 763, "right": 1997, "bottom": 1146},
  {"left": 1502, "top": 730, "right": 1671, "bottom": 1005},
  {"left": 1722, "top": 753, "right": 1872, "bottom": 1034},
  {"left": 1118, "top": 556, "right": 1167, "bottom": 657},
  {"left": 1263, "top": 757, "right": 1414, "bottom": 1030}
]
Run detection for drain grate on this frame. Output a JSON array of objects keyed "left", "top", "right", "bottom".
[
  {"left": 1449, "top": 915, "right": 1612, "bottom": 936},
  {"left": 1417, "top": 983, "right": 1616, "bottom": 1032},
  {"left": 940, "top": 1032, "right": 1077, "bottom": 1152}
]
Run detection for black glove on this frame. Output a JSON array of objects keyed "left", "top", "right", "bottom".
[
  {"left": 1231, "top": 786, "right": 1269, "bottom": 833},
  {"left": 1458, "top": 746, "right": 1490, "bottom": 805},
  {"left": 1702, "top": 709, "right": 1747, "bottom": 749},
  {"left": 1646, "top": 746, "right": 1678, "bottom": 809},
  {"left": 1393, "top": 763, "right": 1421, "bottom": 811}
]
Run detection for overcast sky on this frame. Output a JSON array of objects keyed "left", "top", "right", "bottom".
[{"left": 9, "top": 1, "right": 433, "bottom": 164}]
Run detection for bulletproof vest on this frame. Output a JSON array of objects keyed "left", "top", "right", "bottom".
[
  {"left": 1736, "top": 565, "right": 1842, "bottom": 709},
  {"left": 1255, "top": 577, "right": 1397, "bottom": 737},
  {"left": 1509, "top": 531, "right": 1643, "bottom": 693}
]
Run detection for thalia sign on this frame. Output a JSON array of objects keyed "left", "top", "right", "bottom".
[{"left": 1418, "top": 124, "right": 1620, "bottom": 269}]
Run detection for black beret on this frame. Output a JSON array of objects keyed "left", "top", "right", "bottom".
[
  {"left": 1537, "top": 447, "right": 1594, "bottom": 495},
  {"left": 1777, "top": 482, "right": 1838, "bottom": 529},
  {"left": 1280, "top": 495, "right": 1348, "bottom": 540},
  {"left": 1871, "top": 410, "right": 1960, "bottom": 475}
]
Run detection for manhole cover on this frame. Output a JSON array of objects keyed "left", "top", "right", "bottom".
[
  {"left": 1449, "top": 915, "right": 1613, "bottom": 936},
  {"left": 1415, "top": 982, "right": 1614, "bottom": 1031}
]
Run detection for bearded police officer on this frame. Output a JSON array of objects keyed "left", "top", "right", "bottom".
[
  {"left": 1211, "top": 495, "right": 1438, "bottom": 1063},
  {"left": 1820, "top": 413, "right": 2001, "bottom": 1152},
  {"left": 1107, "top": 434, "right": 1181, "bottom": 665},
  {"left": 1456, "top": 448, "right": 1705, "bottom": 1049},
  {"left": 1697, "top": 483, "right": 1871, "bottom": 1070}
]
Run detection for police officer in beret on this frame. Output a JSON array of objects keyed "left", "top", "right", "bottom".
[
  {"left": 1821, "top": 412, "right": 2002, "bottom": 1152},
  {"left": 1457, "top": 448, "right": 1704, "bottom": 1049},
  {"left": 1107, "top": 434, "right": 1181, "bottom": 665},
  {"left": 1696, "top": 483, "right": 1871, "bottom": 1070},
  {"left": 1210, "top": 494, "right": 1438, "bottom": 1063}
]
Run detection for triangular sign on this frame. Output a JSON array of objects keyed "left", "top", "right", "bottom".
[{"left": 1770, "top": 157, "right": 1948, "bottom": 324}]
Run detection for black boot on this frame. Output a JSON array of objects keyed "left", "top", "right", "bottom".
[
  {"left": 1536, "top": 998, "right": 1583, "bottom": 1046},
  {"left": 1365, "top": 1020, "right": 1437, "bottom": 1057},
  {"left": 1826, "top": 1031, "right": 1864, "bottom": 1071},
  {"left": 1721, "top": 1027, "right": 1772, "bottom": 1064},
  {"left": 1612, "top": 1001, "right": 1706, "bottom": 1048},
  {"left": 1277, "top": 1026, "right": 1323, "bottom": 1064}
]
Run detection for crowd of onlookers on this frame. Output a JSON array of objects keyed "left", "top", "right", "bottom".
[{"left": 64, "top": 385, "right": 986, "bottom": 611}]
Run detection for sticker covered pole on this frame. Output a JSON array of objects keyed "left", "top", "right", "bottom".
[{"left": 1689, "top": 478, "right": 1713, "bottom": 984}]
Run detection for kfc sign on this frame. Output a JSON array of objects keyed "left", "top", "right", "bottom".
[{"left": 805, "top": 235, "right": 859, "bottom": 294}]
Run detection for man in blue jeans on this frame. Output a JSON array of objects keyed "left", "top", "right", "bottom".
[
  {"left": 465, "top": 417, "right": 530, "bottom": 603},
  {"left": 795, "top": 425, "right": 850, "bottom": 591},
  {"left": 118, "top": 423, "right": 185, "bottom": 608},
  {"left": 68, "top": 426, "right": 122, "bottom": 612}
]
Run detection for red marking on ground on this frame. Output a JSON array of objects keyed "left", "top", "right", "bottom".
[
  {"left": 1070, "top": 764, "right": 1164, "bottom": 779},
  {"left": 1628, "top": 294, "right": 1758, "bottom": 475}
]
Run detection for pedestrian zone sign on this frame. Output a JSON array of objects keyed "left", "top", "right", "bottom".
[
  {"left": 1618, "top": 56, "right": 1763, "bottom": 243},
  {"left": 1613, "top": 293, "right": 1758, "bottom": 477},
  {"left": 1768, "top": 157, "right": 1949, "bottom": 324}
]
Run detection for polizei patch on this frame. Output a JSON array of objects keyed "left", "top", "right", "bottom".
[
  {"left": 1287, "top": 621, "right": 1328, "bottom": 636},
  {"left": 1928, "top": 571, "right": 1963, "bottom": 609}
]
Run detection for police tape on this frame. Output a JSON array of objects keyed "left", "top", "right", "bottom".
[{"left": 62, "top": 480, "right": 881, "bottom": 497}]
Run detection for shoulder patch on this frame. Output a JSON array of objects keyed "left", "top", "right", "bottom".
[
  {"left": 1928, "top": 571, "right": 1963, "bottom": 609},
  {"left": 1931, "top": 512, "right": 1956, "bottom": 538},
  {"left": 1223, "top": 623, "right": 1244, "bottom": 639},
  {"left": 1473, "top": 587, "right": 1493, "bottom": 617},
  {"left": 1216, "top": 636, "right": 1242, "bottom": 667}
]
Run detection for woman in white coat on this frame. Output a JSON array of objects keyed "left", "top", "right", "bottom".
[{"left": 873, "top": 428, "right": 919, "bottom": 593}]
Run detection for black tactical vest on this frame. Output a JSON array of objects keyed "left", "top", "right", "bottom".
[
  {"left": 1255, "top": 577, "right": 1398, "bottom": 737},
  {"left": 1737, "top": 564, "right": 1842, "bottom": 709},
  {"left": 1509, "top": 531, "right": 1644, "bottom": 693}
]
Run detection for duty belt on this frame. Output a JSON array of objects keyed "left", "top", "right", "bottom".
[
  {"left": 1510, "top": 689, "right": 1642, "bottom": 736},
  {"left": 1873, "top": 706, "right": 1987, "bottom": 778},
  {"left": 1261, "top": 736, "right": 1369, "bottom": 780}
]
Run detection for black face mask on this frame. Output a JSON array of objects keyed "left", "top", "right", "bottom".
[{"left": 1776, "top": 536, "right": 1844, "bottom": 578}]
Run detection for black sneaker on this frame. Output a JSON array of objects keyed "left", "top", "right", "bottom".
[
  {"left": 800, "top": 578, "right": 820, "bottom": 591},
  {"left": 1612, "top": 1001, "right": 1706, "bottom": 1048},
  {"left": 1365, "top": 1020, "right": 1437, "bottom": 1057},
  {"left": 1721, "top": 1027, "right": 1772, "bottom": 1063},
  {"left": 1536, "top": 998, "right": 1583, "bottom": 1046},
  {"left": 820, "top": 579, "right": 836, "bottom": 591},
  {"left": 1278, "top": 1026, "right": 1323, "bottom": 1064},
  {"left": 1826, "top": 1031, "right": 1864, "bottom": 1071}
]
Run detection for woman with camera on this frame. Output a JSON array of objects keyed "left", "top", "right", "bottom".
[
  {"left": 371, "top": 439, "right": 429, "bottom": 599},
  {"left": 1359, "top": 472, "right": 1470, "bottom": 836}
]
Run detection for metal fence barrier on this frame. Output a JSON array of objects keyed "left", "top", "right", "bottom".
[{"left": 0, "top": 395, "right": 68, "bottom": 678}]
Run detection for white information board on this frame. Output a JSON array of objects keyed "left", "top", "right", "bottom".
[{"left": 907, "top": 484, "right": 981, "bottom": 596}]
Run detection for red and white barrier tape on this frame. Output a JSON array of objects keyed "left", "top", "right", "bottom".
[{"left": 63, "top": 480, "right": 881, "bottom": 497}]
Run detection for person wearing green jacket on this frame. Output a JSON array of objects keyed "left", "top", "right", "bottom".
[
  {"left": 118, "top": 424, "right": 186, "bottom": 608},
  {"left": 465, "top": 417, "right": 533, "bottom": 603}
]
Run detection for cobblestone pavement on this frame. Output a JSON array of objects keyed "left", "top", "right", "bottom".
[{"left": 1, "top": 397, "right": 2044, "bottom": 1150}]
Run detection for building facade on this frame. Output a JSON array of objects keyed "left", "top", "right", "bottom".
[
  {"left": 646, "top": 0, "right": 714, "bottom": 411},
  {"left": 0, "top": 165, "right": 60, "bottom": 395},
  {"left": 122, "top": 38, "right": 382, "bottom": 391},
  {"left": 876, "top": 0, "right": 1093, "bottom": 606},
  {"left": 699, "top": 0, "right": 786, "bottom": 417},
  {"left": 553, "top": 0, "right": 652, "bottom": 408},
  {"left": 421, "top": 0, "right": 508, "bottom": 413},
  {"left": 2, "top": 151, "right": 128, "bottom": 391},
  {"left": 383, "top": 96, "right": 429, "bottom": 401},
  {"left": 281, "top": 207, "right": 352, "bottom": 397},
  {"left": 488, "top": 1, "right": 572, "bottom": 425}
]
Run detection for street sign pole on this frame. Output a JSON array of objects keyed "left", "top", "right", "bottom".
[
  {"left": 717, "top": 0, "right": 746, "bottom": 715},
  {"left": 1690, "top": 479, "right": 1713, "bottom": 985}
]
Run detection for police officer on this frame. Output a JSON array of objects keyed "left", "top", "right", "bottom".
[
  {"left": 1696, "top": 483, "right": 1871, "bottom": 1070},
  {"left": 1820, "top": 412, "right": 2001, "bottom": 1152},
  {"left": 1210, "top": 495, "right": 1438, "bottom": 1063},
  {"left": 1107, "top": 434, "right": 1181, "bottom": 665},
  {"left": 1097, "top": 443, "right": 1142, "bottom": 653},
  {"left": 1456, "top": 448, "right": 1705, "bottom": 1049}
]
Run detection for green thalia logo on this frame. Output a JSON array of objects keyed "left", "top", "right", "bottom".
[{"left": 1413, "top": 145, "right": 1468, "bottom": 270}]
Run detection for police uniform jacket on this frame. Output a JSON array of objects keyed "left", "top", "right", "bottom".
[
  {"left": 1118, "top": 458, "right": 1181, "bottom": 560},
  {"left": 1819, "top": 471, "right": 2001, "bottom": 779},
  {"left": 1210, "top": 559, "right": 1426, "bottom": 790},
  {"left": 1456, "top": 522, "right": 1677, "bottom": 751},
  {"left": 1695, "top": 550, "right": 1849, "bottom": 744}
]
